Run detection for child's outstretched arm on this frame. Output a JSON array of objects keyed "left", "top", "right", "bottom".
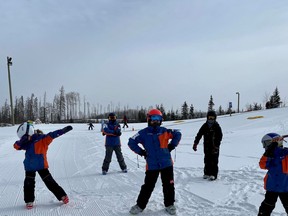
[{"left": 48, "top": 125, "right": 73, "bottom": 139}]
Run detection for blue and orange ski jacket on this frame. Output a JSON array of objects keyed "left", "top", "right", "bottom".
[
  {"left": 259, "top": 146, "right": 288, "bottom": 192},
  {"left": 14, "top": 129, "right": 66, "bottom": 171},
  {"left": 128, "top": 126, "right": 181, "bottom": 170}
]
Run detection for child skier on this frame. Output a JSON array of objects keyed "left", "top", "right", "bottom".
[
  {"left": 193, "top": 110, "right": 223, "bottom": 180},
  {"left": 101, "top": 113, "right": 127, "bottom": 175},
  {"left": 128, "top": 109, "right": 181, "bottom": 215},
  {"left": 13, "top": 121, "right": 73, "bottom": 209},
  {"left": 258, "top": 133, "right": 288, "bottom": 215},
  {"left": 88, "top": 122, "right": 94, "bottom": 130}
]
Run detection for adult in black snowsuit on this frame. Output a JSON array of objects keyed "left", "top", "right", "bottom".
[{"left": 193, "top": 110, "right": 223, "bottom": 181}]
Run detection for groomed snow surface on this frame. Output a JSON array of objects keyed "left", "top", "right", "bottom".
[{"left": 1, "top": 107, "right": 288, "bottom": 216}]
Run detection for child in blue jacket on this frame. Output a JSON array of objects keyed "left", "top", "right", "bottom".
[
  {"left": 258, "top": 133, "right": 288, "bottom": 215},
  {"left": 101, "top": 113, "right": 127, "bottom": 175},
  {"left": 14, "top": 121, "right": 73, "bottom": 209},
  {"left": 128, "top": 109, "right": 181, "bottom": 215}
]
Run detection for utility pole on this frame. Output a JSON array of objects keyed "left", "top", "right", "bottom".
[
  {"left": 7, "top": 56, "right": 14, "bottom": 125},
  {"left": 236, "top": 92, "right": 240, "bottom": 113}
]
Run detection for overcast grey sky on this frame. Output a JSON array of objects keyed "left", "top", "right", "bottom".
[{"left": 1, "top": 0, "right": 288, "bottom": 112}]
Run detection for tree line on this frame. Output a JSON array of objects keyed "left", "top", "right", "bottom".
[{"left": 0, "top": 86, "right": 283, "bottom": 125}]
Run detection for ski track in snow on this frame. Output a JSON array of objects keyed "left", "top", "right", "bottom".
[{"left": 1, "top": 109, "right": 288, "bottom": 215}]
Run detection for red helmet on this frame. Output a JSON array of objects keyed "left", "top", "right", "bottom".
[
  {"left": 147, "top": 109, "right": 162, "bottom": 118},
  {"left": 147, "top": 109, "right": 163, "bottom": 127}
]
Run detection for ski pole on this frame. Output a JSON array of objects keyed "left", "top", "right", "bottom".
[
  {"left": 137, "top": 155, "right": 139, "bottom": 168},
  {"left": 174, "top": 148, "right": 176, "bottom": 162}
]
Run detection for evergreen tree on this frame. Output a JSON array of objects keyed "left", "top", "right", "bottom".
[
  {"left": 208, "top": 95, "right": 215, "bottom": 111},
  {"left": 137, "top": 108, "right": 147, "bottom": 122},
  {"left": 158, "top": 104, "right": 166, "bottom": 120},
  {"left": 189, "top": 104, "right": 195, "bottom": 119},
  {"left": 181, "top": 101, "right": 189, "bottom": 119},
  {"left": 253, "top": 102, "right": 262, "bottom": 111},
  {"left": 218, "top": 105, "right": 224, "bottom": 116},
  {"left": 269, "top": 87, "right": 281, "bottom": 108},
  {"left": 0, "top": 100, "right": 10, "bottom": 123}
]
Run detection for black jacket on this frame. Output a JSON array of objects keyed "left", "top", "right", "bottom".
[{"left": 194, "top": 121, "right": 223, "bottom": 153}]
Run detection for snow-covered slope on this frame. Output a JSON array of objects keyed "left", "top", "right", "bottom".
[{"left": 1, "top": 107, "right": 288, "bottom": 215}]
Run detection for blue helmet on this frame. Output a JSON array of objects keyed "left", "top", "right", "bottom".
[{"left": 261, "top": 133, "right": 283, "bottom": 149}]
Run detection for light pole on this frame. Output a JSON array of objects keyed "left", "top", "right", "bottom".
[
  {"left": 236, "top": 92, "right": 240, "bottom": 113},
  {"left": 7, "top": 56, "right": 14, "bottom": 125}
]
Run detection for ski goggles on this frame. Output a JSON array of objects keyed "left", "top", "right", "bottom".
[
  {"left": 207, "top": 116, "right": 215, "bottom": 120},
  {"left": 150, "top": 115, "right": 162, "bottom": 121}
]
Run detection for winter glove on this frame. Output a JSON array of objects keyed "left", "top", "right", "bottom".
[
  {"left": 264, "top": 142, "right": 277, "bottom": 157},
  {"left": 192, "top": 143, "right": 197, "bottom": 151},
  {"left": 168, "top": 144, "right": 175, "bottom": 152},
  {"left": 62, "top": 125, "right": 73, "bottom": 134},
  {"left": 20, "top": 134, "right": 29, "bottom": 144},
  {"left": 140, "top": 149, "right": 147, "bottom": 159}
]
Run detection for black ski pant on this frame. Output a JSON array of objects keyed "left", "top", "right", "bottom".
[
  {"left": 24, "top": 169, "right": 67, "bottom": 203},
  {"left": 258, "top": 191, "right": 288, "bottom": 215},
  {"left": 204, "top": 151, "right": 219, "bottom": 179},
  {"left": 102, "top": 145, "right": 127, "bottom": 171},
  {"left": 123, "top": 122, "right": 128, "bottom": 128},
  {"left": 136, "top": 166, "right": 175, "bottom": 210}
]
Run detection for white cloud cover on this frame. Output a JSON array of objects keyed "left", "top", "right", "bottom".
[{"left": 1, "top": 0, "right": 288, "bottom": 111}]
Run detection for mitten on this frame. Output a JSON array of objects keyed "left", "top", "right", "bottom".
[
  {"left": 62, "top": 125, "right": 73, "bottom": 134},
  {"left": 168, "top": 144, "right": 175, "bottom": 152},
  {"left": 193, "top": 143, "right": 197, "bottom": 151},
  {"left": 140, "top": 149, "right": 147, "bottom": 159},
  {"left": 20, "top": 134, "right": 29, "bottom": 143},
  {"left": 264, "top": 142, "right": 277, "bottom": 157}
]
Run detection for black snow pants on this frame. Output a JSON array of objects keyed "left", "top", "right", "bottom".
[
  {"left": 258, "top": 191, "right": 288, "bottom": 215},
  {"left": 204, "top": 151, "right": 219, "bottom": 179},
  {"left": 136, "top": 166, "right": 175, "bottom": 210},
  {"left": 102, "top": 145, "right": 127, "bottom": 171},
  {"left": 24, "top": 169, "right": 67, "bottom": 203}
]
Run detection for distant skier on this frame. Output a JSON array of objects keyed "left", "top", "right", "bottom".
[
  {"left": 122, "top": 115, "right": 129, "bottom": 129},
  {"left": 193, "top": 110, "right": 223, "bottom": 181},
  {"left": 128, "top": 109, "right": 181, "bottom": 215},
  {"left": 13, "top": 121, "right": 72, "bottom": 209},
  {"left": 101, "top": 113, "right": 127, "bottom": 175},
  {"left": 258, "top": 133, "right": 288, "bottom": 215},
  {"left": 88, "top": 122, "right": 94, "bottom": 130}
]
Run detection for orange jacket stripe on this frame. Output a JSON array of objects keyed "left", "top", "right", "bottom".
[
  {"left": 282, "top": 155, "right": 288, "bottom": 174},
  {"left": 259, "top": 156, "right": 268, "bottom": 169},
  {"left": 34, "top": 135, "right": 53, "bottom": 169},
  {"left": 158, "top": 132, "right": 173, "bottom": 149}
]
